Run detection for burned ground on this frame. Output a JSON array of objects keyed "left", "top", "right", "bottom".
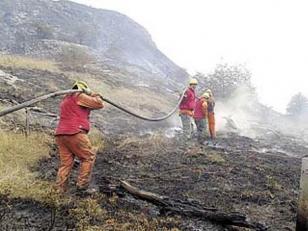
[
  {"left": 0, "top": 60, "right": 305, "bottom": 230},
  {"left": 15, "top": 131, "right": 301, "bottom": 230},
  {"left": 93, "top": 133, "right": 301, "bottom": 230}
]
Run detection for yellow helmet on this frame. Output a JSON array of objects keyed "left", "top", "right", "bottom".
[
  {"left": 189, "top": 78, "right": 198, "bottom": 85},
  {"left": 72, "top": 80, "right": 90, "bottom": 91},
  {"left": 206, "top": 89, "right": 213, "bottom": 96},
  {"left": 202, "top": 92, "right": 210, "bottom": 99}
]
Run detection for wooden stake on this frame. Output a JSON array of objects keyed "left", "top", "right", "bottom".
[{"left": 25, "top": 108, "right": 30, "bottom": 137}]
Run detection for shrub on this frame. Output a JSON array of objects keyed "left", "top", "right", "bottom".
[
  {"left": 32, "top": 22, "right": 54, "bottom": 39},
  {"left": 58, "top": 45, "right": 94, "bottom": 71},
  {"left": 193, "top": 63, "right": 254, "bottom": 99}
]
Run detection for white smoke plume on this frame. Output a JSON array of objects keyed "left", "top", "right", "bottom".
[{"left": 215, "top": 85, "right": 261, "bottom": 138}]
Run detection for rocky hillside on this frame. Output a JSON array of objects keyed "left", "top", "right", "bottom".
[
  {"left": 0, "top": 0, "right": 190, "bottom": 133},
  {"left": 0, "top": 0, "right": 187, "bottom": 84}
]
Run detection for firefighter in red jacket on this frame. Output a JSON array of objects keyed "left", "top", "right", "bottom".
[
  {"left": 179, "top": 79, "right": 198, "bottom": 138},
  {"left": 55, "top": 81, "right": 104, "bottom": 194},
  {"left": 193, "top": 92, "right": 209, "bottom": 143}
]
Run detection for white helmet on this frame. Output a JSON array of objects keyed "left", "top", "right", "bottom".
[
  {"left": 189, "top": 78, "right": 198, "bottom": 85},
  {"left": 202, "top": 92, "right": 210, "bottom": 99}
]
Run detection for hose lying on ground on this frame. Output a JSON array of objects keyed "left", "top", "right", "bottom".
[{"left": 0, "top": 88, "right": 186, "bottom": 121}]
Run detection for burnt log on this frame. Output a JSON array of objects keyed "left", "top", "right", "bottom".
[{"left": 120, "top": 180, "right": 268, "bottom": 231}]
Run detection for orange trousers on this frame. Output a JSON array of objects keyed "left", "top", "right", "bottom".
[
  {"left": 208, "top": 112, "right": 216, "bottom": 139},
  {"left": 55, "top": 133, "right": 96, "bottom": 192}
]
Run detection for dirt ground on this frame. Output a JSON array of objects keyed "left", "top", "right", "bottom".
[{"left": 0, "top": 129, "right": 304, "bottom": 230}]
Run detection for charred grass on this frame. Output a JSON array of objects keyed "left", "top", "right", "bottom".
[
  {"left": 92, "top": 133, "right": 301, "bottom": 230},
  {"left": 0, "top": 127, "right": 302, "bottom": 230}
]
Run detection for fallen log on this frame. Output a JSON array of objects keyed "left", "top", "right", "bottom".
[{"left": 120, "top": 180, "right": 268, "bottom": 231}]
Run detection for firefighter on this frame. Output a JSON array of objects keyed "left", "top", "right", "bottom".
[
  {"left": 179, "top": 78, "right": 197, "bottom": 139},
  {"left": 55, "top": 80, "right": 104, "bottom": 194},
  {"left": 206, "top": 89, "right": 216, "bottom": 140},
  {"left": 193, "top": 92, "right": 209, "bottom": 143}
]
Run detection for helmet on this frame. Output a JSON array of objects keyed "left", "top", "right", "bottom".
[
  {"left": 202, "top": 92, "right": 210, "bottom": 99},
  {"left": 72, "top": 80, "right": 90, "bottom": 91},
  {"left": 206, "top": 89, "right": 212, "bottom": 96},
  {"left": 189, "top": 78, "right": 198, "bottom": 85}
]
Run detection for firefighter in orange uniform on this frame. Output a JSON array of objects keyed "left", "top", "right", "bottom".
[
  {"left": 55, "top": 81, "right": 104, "bottom": 194},
  {"left": 206, "top": 89, "right": 216, "bottom": 140}
]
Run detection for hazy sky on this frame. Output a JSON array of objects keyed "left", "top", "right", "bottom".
[{"left": 72, "top": 0, "right": 307, "bottom": 113}]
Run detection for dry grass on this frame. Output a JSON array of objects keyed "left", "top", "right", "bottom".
[
  {"left": 207, "top": 153, "right": 226, "bottom": 165},
  {"left": 0, "top": 54, "right": 59, "bottom": 72},
  {"left": 64, "top": 72, "right": 112, "bottom": 95},
  {"left": 70, "top": 197, "right": 107, "bottom": 230},
  {"left": 110, "top": 87, "right": 173, "bottom": 116},
  {"left": 65, "top": 72, "right": 173, "bottom": 114},
  {"left": 88, "top": 127, "right": 105, "bottom": 152},
  {"left": 0, "top": 130, "right": 180, "bottom": 230},
  {"left": 0, "top": 131, "right": 54, "bottom": 200},
  {"left": 70, "top": 196, "right": 181, "bottom": 231},
  {"left": 117, "top": 132, "right": 169, "bottom": 153},
  {"left": 63, "top": 70, "right": 175, "bottom": 118},
  {"left": 0, "top": 130, "right": 74, "bottom": 207},
  {"left": 0, "top": 126, "right": 102, "bottom": 206},
  {"left": 114, "top": 132, "right": 171, "bottom": 164},
  {"left": 266, "top": 175, "right": 283, "bottom": 191}
]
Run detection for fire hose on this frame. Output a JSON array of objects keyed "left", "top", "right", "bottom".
[{"left": 0, "top": 88, "right": 187, "bottom": 121}]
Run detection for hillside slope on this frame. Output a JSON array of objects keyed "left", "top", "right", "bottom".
[{"left": 0, "top": 0, "right": 187, "bottom": 83}]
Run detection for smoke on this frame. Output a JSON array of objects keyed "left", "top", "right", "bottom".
[
  {"left": 163, "top": 84, "right": 308, "bottom": 142},
  {"left": 216, "top": 85, "right": 308, "bottom": 142},
  {"left": 277, "top": 113, "right": 308, "bottom": 142},
  {"left": 215, "top": 85, "right": 261, "bottom": 138}
]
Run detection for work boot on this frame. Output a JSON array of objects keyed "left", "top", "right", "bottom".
[
  {"left": 207, "top": 139, "right": 218, "bottom": 148},
  {"left": 76, "top": 186, "right": 97, "bottom": 197}
]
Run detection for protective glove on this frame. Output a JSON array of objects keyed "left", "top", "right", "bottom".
[
  {"left": 91, "top": 92, "right": 103, "bottom": 98},
  {"left": 82, "top": 88, "right": 92, "bottom": 95}
]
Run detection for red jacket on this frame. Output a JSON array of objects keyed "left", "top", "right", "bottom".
[
  {"left": 55, "top": 93, "right": 103, "bottom": 135},
  {"left": 179, "top": 87, "right": 196, "bottom": 112},
  {"left": 193, "top": 98, "right": 208, "bottom": 120}
]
